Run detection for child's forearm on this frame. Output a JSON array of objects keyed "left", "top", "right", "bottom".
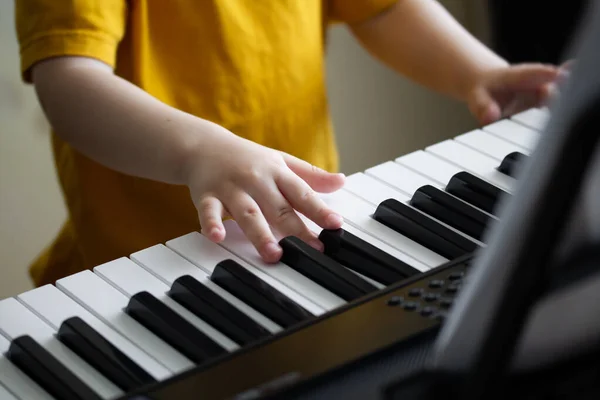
[
  {"left": 350, "top": 0, "right": 509, "bottom": 102},
  {"left": 32, "top": 56, "right": 231, "bottom": 186}
]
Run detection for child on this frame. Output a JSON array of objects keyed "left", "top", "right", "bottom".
[{"left": 15, "top": 0, "right": 564, "bottom": 287}]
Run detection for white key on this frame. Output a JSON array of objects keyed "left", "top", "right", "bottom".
[
  {"left": 218, "top": 220, "right": 346, "bottom": 311},
  {"left": 0, "top": 334, "right": 53, "bottom": 400},
  {"left": 454, "top": 129, "right": 530, "bottom": 161},
  {"left": 319, "top": 190, "right": 448, "bottom": 267},
  {"left": 0, "top": 298, "right": 122, "bottom": 399},
  {"left": 131, "top": 244, "right": 282, "bottom": 333},
  {"left": 17, "top": 284, "right": 171, "bottom": 381},
  {"left": 343, "top": 172, "right": 410, "bottom": 205},
  {"left": 0, "top": 383, "right": 17, "bottom": 400},
  {"left": 511, "top": 108, "right": 549, "bottom": 131},
  {"left": 56, "top": 270, "right": 195, "bottom": 373},
  {"left": 298, "top": 214, "right": 429, "bottom": 273},
  {"left": 339, "top": 173, "right": 486, "bottom": 245},
  {"left": 395, "top": 150, "right": 463, "bottom": 186},
  {"left": 482, "top": 119, "right": 540, "bottom": 151},
  {"left": 94, "top": 258, "right": 239, "bottom": 352},
  {"left": 426, "top": 140, "right": 515, "bottom": 192},
  {"left": 166, "top": 232, "right": 327, "bottom": 315},
  {"left": 395, "top": 150, "right": 501, "bottom": 217},
  {"left": 365, "top": 161, "right": 442, "bottom": 196}
]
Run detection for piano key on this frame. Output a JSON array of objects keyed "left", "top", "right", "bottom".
[
  {"left": 218, "top": 220, "right": 347, "bottom": 311},
  {"left": 425, "top": 140, "right": 515, "bottom": 192},
  {"left": 0, "top": 334, "right": 54, "bottom": 400},
  {"left": 497, "top": 151, "right": 528, "bottom": 178},
  {"left": 124, "top": 291, "right": 227, "bottom": 364},
  {"left": 338, "top": 166, "right": 489, "bottom": 243},
  {"left": 17, "top": 284, "right": 171, "bottom": 381},
  {"left": 131, "top": 244, "right": 281, "bottom": 334},
  {"left": 56, "top": 316, "right": 156, "bottom": 391},
  {"left": 343, "top": 172, "right": 411, "bottom": 205},
  {"left": 166, "top": 231, "right": 328, "bottom": 316},
  {"left": 482, "top": 119, "right": 540, "bottom": 151},
  {"left": 0, "top": 298, "right": 121, "bottom": 399},
  {"left": 211, "top": 259, "right": 314, "bottom": 328},
  {"left": 395, "top": 150, "right": 464, "bottom": 187},
  {"left": 409, "top": 185, "right": 493, "bottom": 241},
  {"left": 318, "top": 228, "right": 420, "bottom": 285},
  {"left": 93, "top": 258, "right": 236, "bottom": 352},
  {"left": 55, "top": 270, "right": 196, "bottom": 373},
  {"left": 298, "top": 213, "right": 430, "bottom": 273},
  {"left": 365, "top": 161, "right": 442, "bottom": 196},
  {"left": 279, "top": 236, "right": 379, "bottom": 301},
  {"left": 169, "top": 275, "right": 271, "bottom": 345},
  {"left": 0, "top": 383, "right": 17, "bottom": 400},
  {"left": 454, "top": 129, "right": 530, "bottom": 161},
  {"left": 321, "top": 190, "right": 448, "bottom": 267},
  {"left": 7, "top": 335, "right": 103, "bottom": 400},
  {"left": 373, "top": 198, "right": 480, "bottom": 259},
  {"left": 510, "top": 107, "right": 549, "bottom": 131},
  {"left": 446, "top": 171, "right": 509, "bottom": 215}
]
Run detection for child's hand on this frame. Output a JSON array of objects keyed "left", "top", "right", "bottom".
[
  {"left": 466, "top": 61, "right": 571, "bottom": 125},
  {"left": 183, "top": 129, "right": 346, "bottom": 263}
]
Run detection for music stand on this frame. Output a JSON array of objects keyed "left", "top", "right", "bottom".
[{"left": 385, "top": 0, "right": 600, "bottom": 398}]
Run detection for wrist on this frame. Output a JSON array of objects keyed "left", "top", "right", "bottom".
[
  {"left": 175, "top": 115, "right": 237, "bottom": 186},
  {"left": 460, "top": 56, "right": 509, "bottom": 101}
]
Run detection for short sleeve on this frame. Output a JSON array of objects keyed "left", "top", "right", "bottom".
[
  {"left": 327, "top": 0, "right": 398, "bottom": 24},
  {"left": 15, "top": 0, "right": 127, "bottom": 83}
]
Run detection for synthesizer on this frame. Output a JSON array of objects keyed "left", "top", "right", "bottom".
[{"left": 0, "top": 107, "right": 549, "bottom": 400}]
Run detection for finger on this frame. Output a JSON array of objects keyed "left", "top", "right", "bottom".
[
  {"left": 496, "top": 64, "right": 560, "bottom": 91},
  {"left": 281, "top": 152, "right": 345, "bottom": 193},
  {"left": 250, "top": 179, "right": 323, "bottom": 251},
  {"left": 276, "top": 171, "right": 344, "bottom": 231},
  {"left": 197, "top": 195, "right": 226, "bottom": 242},
  {"left": 226, "top": 191, "right": 282, "bottom": 263},
  {"left": 560, "top": 59, "right": 575, "bottom": 71},
  {"left": 468, "top": 86, "right": 501, "bottom": 125}
]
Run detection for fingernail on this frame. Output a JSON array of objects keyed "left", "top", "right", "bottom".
[
  {"left": 209, "top": 227, "right": 221, "bottom": 236},
  {"left": 326, "top": 213, "right": 343, "bottom": 226},
  {"left": 309, "top": 239, "right": 324, "bottom": 252}
]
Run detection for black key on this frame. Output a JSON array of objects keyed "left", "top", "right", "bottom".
[
  {"left": 279, "top": 236, "right": 379, "bottom": 301},
  {"left": 497, "top": 151, "right": 527, "bottom": 177},
  {"left": 410, "top": 185, "right": 491, "bottom": 241},
  {"left": 211, "top": 259, "right": 314, "bottom": 328},
  {"left": 318, "top": 229, "right": 419, "bottom": 286},
  {"left": 373, "top": 198, "right": 479, "bottom": 260},
  {"left": 57, "top": 316, "right": 156, "bottom": 391},
  {"left": 169, "top": 275, "right": 271, "bottom": 345},
  {"left": 7, "top": 335, "right": 102, "bottom": 400},
  {"left": 125, "top": 291, "right": 226, "bottom": 364},
  {"left": 446, "top": 171, "right": 509, "bottom": 215}
]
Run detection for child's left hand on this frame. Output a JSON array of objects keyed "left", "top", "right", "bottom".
[{"left": 466, "top": 61, "right": 572, "bottom": 125}]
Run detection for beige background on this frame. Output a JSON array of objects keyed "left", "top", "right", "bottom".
[{"left": 0, "top": 1, "right": 490, "bottom": 298}]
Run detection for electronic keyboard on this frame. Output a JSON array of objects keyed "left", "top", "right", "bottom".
[{"left": 0, "top": 107, "right": 550, "bottom": 400}]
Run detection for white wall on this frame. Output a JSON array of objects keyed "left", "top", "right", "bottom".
[{"left": 0, "top": 0, "right": 489, "bottom": 298}]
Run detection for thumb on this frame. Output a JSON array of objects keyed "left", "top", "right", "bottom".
[
  {"left": 468, "top": 86, "right": 501, "bottom": 125},
  {"left": 281, "top": 152, "right": 345, "bottom": 193}
]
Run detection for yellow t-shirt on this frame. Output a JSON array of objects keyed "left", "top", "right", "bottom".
[{"left": 15, "top": 0, "right": 397, "bottom": 287}]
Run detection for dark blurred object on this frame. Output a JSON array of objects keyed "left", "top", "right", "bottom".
[{"left": 487, "top": 0, "right": 587, "bottom": 64}]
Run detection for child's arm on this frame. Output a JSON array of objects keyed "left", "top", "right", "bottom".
[
  {"left": 32, "top": 57, "right": 345, "bottom": 262},
  {"left": 349, "top": 0, "right": 563, "bottom": 124}
]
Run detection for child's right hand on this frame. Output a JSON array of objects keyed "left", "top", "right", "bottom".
[
  {"left": 182, "top": 125, "right": 346, "bottom": 263},
  {"left": 29, "top": 56, "right": 344, "bottom": 264}
]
